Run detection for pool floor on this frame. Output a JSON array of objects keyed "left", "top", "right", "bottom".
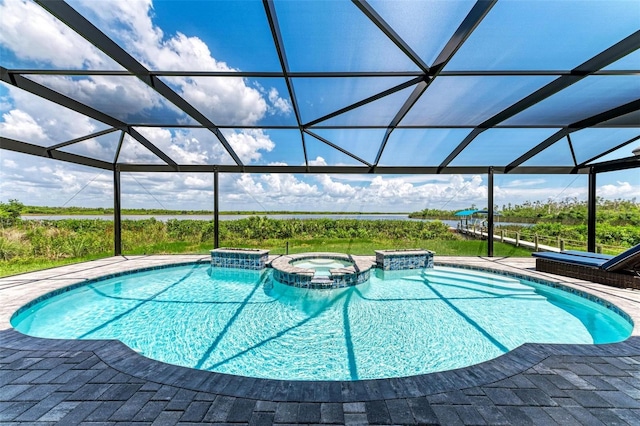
[{"left": 1, "top": 255, "right": 639, "bottom": 425}]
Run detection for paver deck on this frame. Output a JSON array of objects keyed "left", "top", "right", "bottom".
[{"left": 1, "top": 255, "right": 639, "bottom": 425}]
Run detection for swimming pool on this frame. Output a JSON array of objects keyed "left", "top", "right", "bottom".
[{"left": 11, "top": 263, "right": 632, "bottom": 381}]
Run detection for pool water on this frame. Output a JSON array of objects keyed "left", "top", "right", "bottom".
[
  {"left": 291, "top": 258, "right": 354, "bottom": 276},
  {"left": 11, "top": 264, "right": 632, "bottom": 381}
]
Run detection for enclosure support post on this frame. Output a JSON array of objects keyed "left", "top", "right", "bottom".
[
  {"left": 214, "top": 169, "right": 219, "bottom": 249},
  {"left": 113, "top": 166, "right": 122, "bottom": 256},
  {"left": 587, "top": 167, "right": 597, "bottom": 252},
  {"left": 487, "top": 167, "right": 494, "bottom": 257}
]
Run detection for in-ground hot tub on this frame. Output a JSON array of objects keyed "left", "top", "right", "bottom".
[{"left": 271, "top": 252, "right": 374, "bottom": 288}]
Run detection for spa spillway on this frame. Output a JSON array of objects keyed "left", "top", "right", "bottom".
[{"left": 270, "top": 252, "right": 373, "bottom": 288}]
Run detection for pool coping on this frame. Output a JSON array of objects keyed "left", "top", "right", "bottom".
[{"left": 1, "top": 254, "right": 639, "bottom": 403}]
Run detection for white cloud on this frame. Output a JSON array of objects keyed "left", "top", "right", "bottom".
[
  {"left": 178, "top": 76, "right": 267, "bottom": 125},
  {"left": 1, "top": 2, "right": 638, "bottom": 212},
  {"left": 322, "top": 174, "right": 452, "bottom": 185},
  {"left": 2, "top": 0, "right": 289, "bottom": 165},
  {"left": 135, "top": 128, "right": 209, "bottom": 165},
  {"left": 599, "top": 181, "right": 640, "bottom": 199},
  {"left": 366, "top": 176, "right": 415, "bottom": 200},
  {"left": 262, "top": 174, "right": 319, "bottom": 197},
  {"left": 183, "top": 176, "right": 210, "bottom": 189},
  {"left": 308, "top": 156, "right": 327, "bottom": 166},
  {"left": 28, "top": 75, "right": 166, "bottom": 121},
  {"left": 0, "top": 109, "right": 47, "bottom": 143},
  {"left": 225, "top": 173, "right": 321, "bottom": 210},
  {"left": 502, "top": 178, "right": 547, "bottom": 188},
  {"left": 52, "top": 167, "right": 81, "bottom": 189},
  {"left": 1, "top": 86, "right": 107, "bottom": 146},
  {"left": 73, "top": 0, "right": 285, "bottom": 126},
  {"left": 268, "top": 88, "right": 293, "bottom": 115},
  {"left": 0, "top": 0, "right": 116, "bottom": 69},
  {"left": 1, "top": 150, "right": 638, "bottom": 212},
  {"left": 344, "top": 174, "right": 489, "bottom": 210},
  {"left": 234, "top": 173, "right": 265, "bottom": 197},
  {"left": 60, "top": 136, "right": 117, "bottom": 161},
  {"left": 2, "top": 159, "right": 18, "bottom": 169},
  {"left": 316, "top": 175, "right": 357, "bottom": 198},
  {"left": 226, "top": 130, "right": 275, "bottom": 164},
  {"left": 117, "top": 134, "right": 165, "bottom": 164}
]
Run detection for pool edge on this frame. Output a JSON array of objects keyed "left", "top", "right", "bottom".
[
  {"left": 2, "top": 254, "right": 639, "bottom": 403},
  {"left": 2, "top": 327, "right": 639, "bottom": 402}
]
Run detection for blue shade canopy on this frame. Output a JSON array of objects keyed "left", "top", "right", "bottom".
[
  {"left": 455, "top": 209, "right": 479, "bottom": 216},
  {"left": 520, "top": 139, "right": 575, "bottom": 168},
  {"left": 0, "top": 0, "right": 124, "bottom": 71},
  {"left": 400, "top": 76, "right": 555, "bottom": 126},
  {"left": 504, "top": 76, "right": 640, "bottom": 127},
  {"left": 0, "top": 81, "right": 112, "bottom": 147},
  {"left": 24, "top": 75, "right": 197, "bottom": 125},
  {"left": 368, "top": 0, "right": 476, "bottom": 67},
  {"left": 293, "top": 77, "right": 415, "bottom": 124},
  {"left": 450, "top": 129, "right": 561, "bottom": 167},
  {"left": 133, "top": 127, "right": 236, "bottom": 165},
  {"left": 318, "top": 85, "right": 417, "bottom": 127},
  {"left": 379, "top": 129, "right": 472, "bottom": 167},
  {"left": 309, "top": 129, "right": 388, "bottom": 165},
  {"left": 0, "top": 0, "right": 637, "bottom": 176},
  {"left": 570, "top": 128, "right": 640, "bottom": 165},
  {"left": 305, "top": 134, "right": 368, "bottom": 167},
  {"left": 219, "top": 129, "right": 306, "bottom": 166},
  {"left": 117, "top": 134, "right": 167, "bottom": 164},
  {"left": 160, "top": 77, "right": 296, "bottom": 126},
  {"left": 58, "top": 130, "right": 121, "bottom": 162},
  {"left": 66, "top": 0, "right": 281, "bottom": 72},
  {"left": 444, "top": 0, "right": 640, "bottom": 71},
  {"left": 273, "top": 0, "right": 419, "bottom": 72},
  {"left": 588, "top": 143, "right": 640, "bottom": 165},
  {"left": 605, "top": 50, "right": 640, "bottom": 71}
]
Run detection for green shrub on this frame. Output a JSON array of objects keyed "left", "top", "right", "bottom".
[
  {"left": 0, "top": 199, "right": 24, "bottom": 226},
  {"left": 0, "top": 237, "right": 26, "bottom": 261}
]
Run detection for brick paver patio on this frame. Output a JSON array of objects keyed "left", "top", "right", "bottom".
[{"left": 1, "top": 255, "right": 639, "bottom": 425}]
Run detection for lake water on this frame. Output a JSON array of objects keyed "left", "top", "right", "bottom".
[
  {"left": 22, "top": 213, "right": 532, "bottom": 228},
  {"left": 22, "top": 213, "right": 419, "bottom": 222},
  {"left": 21, "top": 214, "right": 530, "bottom": 228}
]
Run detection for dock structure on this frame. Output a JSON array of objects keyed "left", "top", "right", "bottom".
[{"left": 457, "top": 227, "right": 561, "bottom": 253}]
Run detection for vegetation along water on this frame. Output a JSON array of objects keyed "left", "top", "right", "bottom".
[{"left": 1, "top": 198, "right": 638, "bottom": 277}]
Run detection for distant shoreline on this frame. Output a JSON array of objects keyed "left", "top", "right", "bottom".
[
  {"left": 21, "top": 213, "right": 420, "bottom": 222},
  {"left": 22, "top": 209, "right": 411, "bottom": 216}
]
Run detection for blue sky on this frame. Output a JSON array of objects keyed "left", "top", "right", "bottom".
[{"left": 0, "top": 0, "right": 638, "bottom": 212}]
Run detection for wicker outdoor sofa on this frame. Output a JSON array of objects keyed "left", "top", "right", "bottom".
[{"left": 533, "top": 244, "right": 640, "bottom": 290}]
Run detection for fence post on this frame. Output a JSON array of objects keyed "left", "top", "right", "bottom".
[
  {"left": 557, "top": 236, "right": 560, "bottom": 248},
  {"left": 500, "top": 230, "right": 504, "bottom": 242},
  {"left": 560, "top": 239, "right": 565, "bottom": 251},
  {"left": 534, "top": 235, "right": 539, "bottom": 251},
  {"left": 516, "top": 232, "right": 520, "bottom": 247},
  {"left": 596, "top": 245, "right": 602, "bottom": 254},
  {"left": 286, "top": 241, "right": 289, "bottom": 255}
]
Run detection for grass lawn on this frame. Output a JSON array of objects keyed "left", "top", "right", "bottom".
[
  {"left": 1, "top": 239, "right": 532, "bottom": 277},
  {"left": 0, "top": 253, "right": 110, "bottom": 277},
  {"left": 219, "top": 238, "right": 533, "bottom": 257}
]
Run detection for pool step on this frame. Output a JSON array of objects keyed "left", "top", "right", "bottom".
[
  {"left": 433, "top": 267, "right": 519, "bottom": 283},
  {"left": 421, "top": 268, "right": 533, "bottom": 293}
]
